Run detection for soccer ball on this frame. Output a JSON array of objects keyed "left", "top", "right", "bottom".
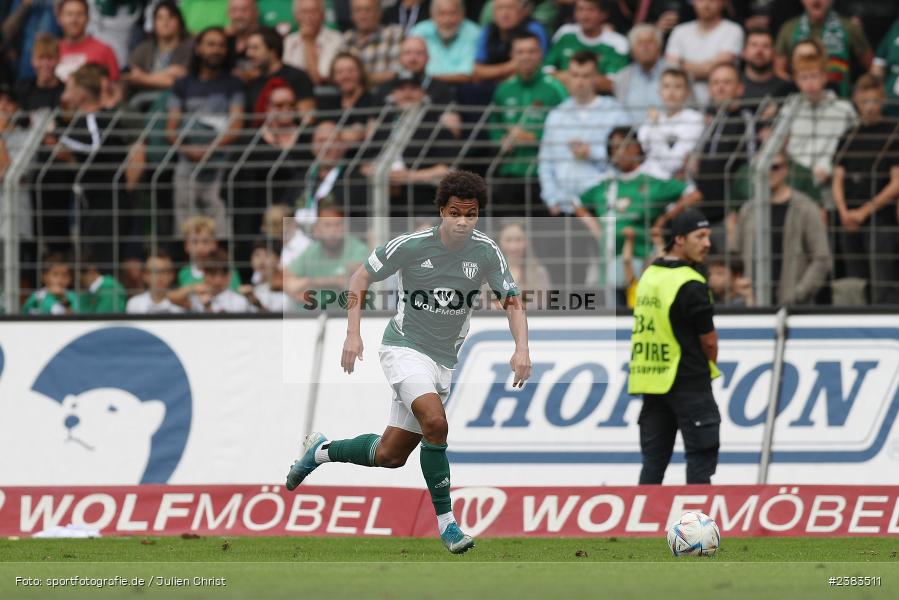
[{"left": 666, "top": 511, "right": 720, "bottom": 556}]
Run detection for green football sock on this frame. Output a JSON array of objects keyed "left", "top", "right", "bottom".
[
  {"left": 326, "top": 434, "right": 381, "bottom": 467},
  {"left": 420, "top": 440, "right": 452, "bottom": 515}
]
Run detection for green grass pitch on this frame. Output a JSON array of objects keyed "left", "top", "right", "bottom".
[{"left": 0, "top": 537, "right": 896, "bottom": 599}]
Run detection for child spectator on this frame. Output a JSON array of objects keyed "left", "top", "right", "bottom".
[
  {"left": 707, "top": 255, "right": 755, "bottom": 306},
  {"left": 13, "top": 33, "right": 64, "bottom": 112},
  {"left": 638, "top": 67, "right": 704, "bottom": 180},
  {"left": 78, "top": 254, "right": 127, "bottom": 313},
  {"left": 171, "top": 248, "right": 253, "bottom": 313},
  {"left": 240, "top": 244, "right": 286, "bottom": 312},
  {"left": 787, "top": 54, "right": 857, "bottom": 191},
  {"left": 126, "top": 253, "right": 185, "bottom": 314},
  {"left": 22, "top": 254, "right": 78, "bottom": 315},
  {"left": 177, "top": 216, "right": 241, "bottom": 290}
]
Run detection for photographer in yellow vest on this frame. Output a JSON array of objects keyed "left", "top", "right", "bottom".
[{"left": 629, "top": 208, "right": 721, "bottom": 484}]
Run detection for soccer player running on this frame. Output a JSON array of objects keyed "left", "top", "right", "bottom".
[{"left": 285, "top": 171, "right": 533, "bottom": 553}]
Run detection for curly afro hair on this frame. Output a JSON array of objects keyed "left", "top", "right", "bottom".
[{"left": 434, "top": 170, "right": 488, "bottom": 210}]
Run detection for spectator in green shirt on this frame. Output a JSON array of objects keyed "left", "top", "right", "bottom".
[
  {"left": 177, "top": 215, "right": 242, "bottom": 290},
  {"left": 489, "top": 31, "right": 567, "bottom": 216},
  {"left": 22, "top": 254, "right": 79, "bottom": 315},
  {"left": 78, "top": 254, "right": 128, "bottom": 313},
  {"left": 285, "top": 204, "right": 370, "bottom": 311}
]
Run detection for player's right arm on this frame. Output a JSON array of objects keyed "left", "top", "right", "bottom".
[{"left": 341, "top": 265, "right": 371, "bottom": 374}]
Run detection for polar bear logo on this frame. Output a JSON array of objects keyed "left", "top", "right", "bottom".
[{"left": 31, "top": 327, "right": 192, "bottom": 483}]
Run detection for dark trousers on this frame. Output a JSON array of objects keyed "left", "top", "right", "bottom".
[{"left": 638, "top": 390, "right": 720, "bottom": 485}]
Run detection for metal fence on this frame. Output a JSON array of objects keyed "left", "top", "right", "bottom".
[{"left": 2, "top": 96, "right": 898, "bottom": 314}]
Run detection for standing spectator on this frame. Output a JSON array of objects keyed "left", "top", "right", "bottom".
[
  {"left": 341, "top": 0, "right": 404, "bottom": 86},
  {"left": 126, "top": 252, "right": 186, "bottom": 314},
  {"left": 245, "top": 26, "right": 315, "bottom": 119},
  {"left": 165, "top": 26, "right": 244, "bottom": 236},
  {"left": 611, "top": 23, "right": 666, "bottom": 125},
  {"left": 78, "top": 254, "right": 127, "bottom": 313},
  {"left": 787, "top": 54, "right": 856, "bottom": 191},
  {"left": 3, "top": 0, "right": 62, "bottom": 80},
  {"left": 733, "top": 149, "right": 832, "bottom": 305},
  {"left": 22, "top": 253, "right": 78, "bottom": 314},
  {"left": 664, "top": 0, "right": 743, "bottom": 106},
  {"left": 489, "top": 31, "right": 567, "bottom": 215},
  {"left": 125, "top": 0, "right": 192, "bottom": 106},
  {"left": 176, "top": 215, "right": 241, "bottom": 289},
  {"left": 13, "top": 33, "right": 64, "bottom": 111},
  {"left": 871, "top": 18, "right": 899, "bottom": 117},
  {"left": 225, "top": 0, "right": 260, "bottom": 79},
  {"left": 87, "top": 0, "right": 143, "bottom": 68},
  {"left": 410, "top": 0, "right": 481, "bottom": 81},
  {"left": 545, "top": 0, "right": 629, "bottom": 95},
  {"left": 282, "top": 0, "right": 343, "bottom": 86},
  {"left": 574, "top": 126, "right": 702, "bottom": 292},
  {"left": 55, "top": 0, "right": 119, "bottom": 82},
  {"left": 171, "top": 248, "right": 253, "bottom": 312},
  {"left": 539, "top": 50, "right": 630, "bottom": 214},
  {"left": 374, "top": 36, "right": 455, "bottom": 104},
  {"left": 472, "top": 0, "right": 546, "bottom": 85},
  {"left": 383, "top": 0, "right": 430, "bottom": 35},
  {"left": 0, "top": 87, "right": 34, "bottom": 252},
  {"left": 638, "top": 67, "right": 704, "bottom": 180},
  {"left": 741, "top": 27, "right": 791, "bottom": 106},
  {"left": 832, "top": 75, "right": 899, "bottom": 304},
  {"left": 284, "top": 204, "right": 369, "bottom": 311},
  {"left": 775, "top": 0, "right": 873, "bottom": 99}
]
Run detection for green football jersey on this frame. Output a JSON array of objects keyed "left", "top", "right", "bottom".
[
  {"left": 22, "top": 289, "right": 80, "bottom": 315},
  {"left": 364, "top": 226, "right": 519, "bottom": 368},
  {"left": 545, "top": 25, "right": 630, "bottom": 75}
]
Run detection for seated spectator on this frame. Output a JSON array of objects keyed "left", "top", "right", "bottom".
[
  {"left": 375, "top": 36, "right": 456, "bottom": 104},
  {"left": 22, "top": 253, "right": 78, "bottom": 314},
  {"left": 410, "top": 0, "right": 481, "bottom": 82},
  {"left": 77, "top": 254, "right": 127, "bottom": 313},
  {"left": 638, "top": 67, "right": 704, "bottom": 180},
  {"left": 284, "top": 203, "right": 369, "bottom": 311},
  {"left": 489, "top": 32, "right": 568, "bottom": 216},
  {"left": 664, "top": 0, "right": 743, "bottom": 106},
  {"left": 245, "top": 26, "right": 315, "bottom": 120},
  {"left": 472, "top": 0, "right": 547, "bottom": 85},
  {"left": 787, "top": 54, "right": 857, "bottom": 191},
  {"left": 126, "top": 252, "right": 186, "bottom": 314},
  {"left": 604, "top": 0, "right": 681, "bottom": 36},
  {"left": 539, "top": 50, "right": 631, "bottom": 214},
  {"left": 55, "top": 0, "right": 119, "bottom": 82},
  {"left": 172, "top": 248, "right": 253, "bottom": 312},
  {"left": 732, "top": 149, "right": 832, "bottom": 305},
  {"left": 692, "top": 62, "right": 755, "bottom": 241},
  {"left": 125, "top": 1, "right": 192, "bottom": 108},
  {"left": 611, "top": 23, "right": 666, "bottom": 124},
  {"left": 871, "top": 18, "right": 899, "bottom": 116},
  {"left": 707, "top": 255, "right": 755, "bottom": 306},
  {"left": 300, "top": 120, "right": 369, "bottom": 225},
  {"left": 574, "top": 126, "right": 702, "bottom": 290},
  {"left": 319, "top": 52, "right": 377, "bottom": 138},
  {"left": 225, "top": 0, "right": 261, "bottom": 80},
  {"left": 3, "top": 0, "right": 62, "bottom": 80},
  {"left": 341, "top": 0, "right": 404, "bottom": 86},
  {"left": 283, "top": 0, "right": 343, "bottom": 86},
  {"left": 239, "top": 244, "right": 287, "bottom": 311},
  {"left": 495, "top": 218, "right": 550, "bottom": 310},
  {"left": 13, "top": 33, "right": 64, "bottom": 112},
  {"left": 545, "top": 0, "right": 629, "bottom": 95},
  {"left": 165, "top": 26, "right": 244, "bottom": 236},
  {"left": 741, "top": 27, "right": 791, "bottom": 107},
  {"left": 271, "top": 204, "right": 313, "bottom": 267},
  {"left": 119, "top": 257, "right": 145, "bottom": 297},
  {"left": 832, "top": 75, "right": 899, "bottom": 304},
  {"left": 775, "top": 0, "right": 873, "bottom": 98},
  {"left": 383, "top": 0, "right": 430, "bottom": 35},
  {"left": 177, "top": 215, "right": 242, "bottom": 289}
]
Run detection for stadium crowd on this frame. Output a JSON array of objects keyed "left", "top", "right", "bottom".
[{"left": 1, "top": 0, "right": 899, "bottom": 313}]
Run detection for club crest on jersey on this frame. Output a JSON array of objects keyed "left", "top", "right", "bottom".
[
  {"left": 462, "top": 261, "right": 479, "bottom": 280},
  {"left": 433, "top": 287, "right": 458, "bottom": 308}
]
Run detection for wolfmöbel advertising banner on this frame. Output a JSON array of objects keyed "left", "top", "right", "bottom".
[
  {"left": 1, "top": 485, "right": 898, "bottom": 538},
  {"left": 0, "top": 315, "right": 897, "bottom": 487}
]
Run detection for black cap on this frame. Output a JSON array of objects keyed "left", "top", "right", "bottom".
[
  {"left": 393, "top": 69, "right": 423, "bottom": 88},
  {"left": 665, "top": 208, "right": 710, "bottom": 250}
]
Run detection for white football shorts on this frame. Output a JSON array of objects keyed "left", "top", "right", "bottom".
[{"left": 378, "top": 344, "right": 452, "bottom": 434}]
